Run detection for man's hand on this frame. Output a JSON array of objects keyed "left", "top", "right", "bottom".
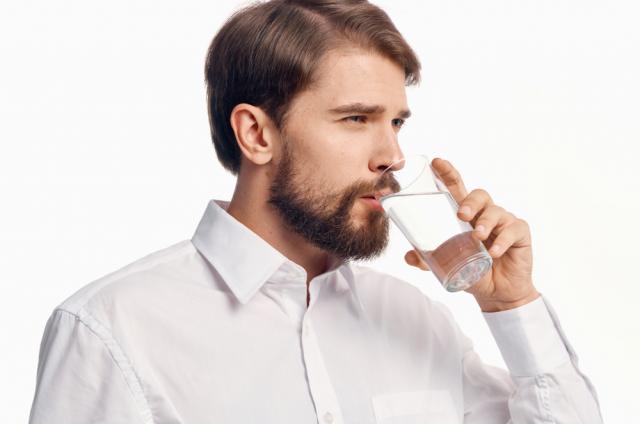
[{"left": 404, "top": 158, "right": 540, "bottom": 312}]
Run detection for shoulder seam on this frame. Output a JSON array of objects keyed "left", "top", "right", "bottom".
[
  {"left": 55, "top": 308, "right": 155, "bottom": 424},
  {"left": 60, "top": 240, "right": 194, "bottom": 313}
]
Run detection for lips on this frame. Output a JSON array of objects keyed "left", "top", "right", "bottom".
[
  {"left": 362, "top": 189, "right": 393, "bottom": 200},
  {"left": 359, "top": 196, "right": 384, "bottom": 211}
]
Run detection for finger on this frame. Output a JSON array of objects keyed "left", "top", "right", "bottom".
[
  {"left": 431, "top": 158, "right": 469, "bottom": 204},
  {"left": 404, "top": 250, "right": 430, "bottom": 271},
  {"left": 469, "top": 204, "right": 509, "bottom": 240},
  {"left": 456, "top": 189, "right": 494, "bottom": 224},
  {"left": 486, "top": 219, "right": 530, "bottom": 257}
]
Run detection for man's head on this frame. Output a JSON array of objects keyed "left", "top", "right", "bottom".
[{"left": 205, "top": 0, "right": 421, "bottom": 261}]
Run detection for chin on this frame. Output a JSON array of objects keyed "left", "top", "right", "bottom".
[{"left": 353, "top": 208, "right": 385, "bottom": 227}]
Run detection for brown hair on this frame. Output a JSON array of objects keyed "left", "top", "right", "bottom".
[{"left": 205, "top": 0, "right": 421, "bottom": 175}]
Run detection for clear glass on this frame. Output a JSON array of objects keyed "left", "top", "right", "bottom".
[{"left": 374, "top": 154, "right": 492, "bottom": 292}]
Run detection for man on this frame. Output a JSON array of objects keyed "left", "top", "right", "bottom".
[{"left": 29, "top": 1, "right": 603, "bottom": 423}]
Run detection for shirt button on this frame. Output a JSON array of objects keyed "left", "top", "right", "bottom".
[{"left": 323, "top": 412, "right": 333, "bottom": 423}]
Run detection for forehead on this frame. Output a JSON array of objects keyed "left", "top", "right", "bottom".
[{"left": 297, "top": 48, "right": 409, "bottom": 111}]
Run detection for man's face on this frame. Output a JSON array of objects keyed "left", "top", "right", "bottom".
[{"left": 268, "top": 48, "right": 409, "bottom": 261}]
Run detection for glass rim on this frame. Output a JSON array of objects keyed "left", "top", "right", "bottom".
[
  {"left": 378, "top": 154, "right": 432, "bottom": 175},
  {"left": 374, "top": 154, "right": 433, "bottom": 200}
]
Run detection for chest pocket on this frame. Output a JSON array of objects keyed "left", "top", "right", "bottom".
[{"left": 371, "top": 389, "right": 459, "bottom": 423}]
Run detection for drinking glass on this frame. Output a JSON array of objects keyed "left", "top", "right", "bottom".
[{"left": 373, "top": 154, "right": 492, "bottom": 292}]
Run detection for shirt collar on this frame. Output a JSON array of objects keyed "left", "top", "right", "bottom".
[{"left": 191, "top": 199, "right": 363, "bottom": 310}]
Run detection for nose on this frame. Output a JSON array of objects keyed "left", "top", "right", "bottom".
[{"left": 368, "top": 129, "right": 405, "bottom": 175}]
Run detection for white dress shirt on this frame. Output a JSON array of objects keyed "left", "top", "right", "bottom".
[{"left": 29, "top": 199, "right": 603, "bottom": 423}]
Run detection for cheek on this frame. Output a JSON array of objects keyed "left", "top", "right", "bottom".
[
  {"left": 288, "top": 122, "right": 371, "bottom": 187},
  {"left": 309, "top": 147, "right": 361, "bottom": 187}
]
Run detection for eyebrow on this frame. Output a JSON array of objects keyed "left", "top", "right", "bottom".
[{"left": 329, "top": 102, "right": 411, "bottom": 119}]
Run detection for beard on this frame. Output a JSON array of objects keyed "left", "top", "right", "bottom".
[{"left": 267, "top": 140, "right": 391, "bottom": 262}]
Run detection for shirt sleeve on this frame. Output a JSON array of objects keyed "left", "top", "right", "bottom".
[
  {"left": 457, "top": 293, "right": 604, "bottom": 423},
  {"left": 29, "top": 308, "right": 151, "bottom": 424}
]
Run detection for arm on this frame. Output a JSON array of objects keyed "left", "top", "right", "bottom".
[
  {"left": 458, "top": 294, "right": 603, "bottom": 423},
  {"left": 405, "top": 159, "right": 603, "bottom": 421},
  {"left": 29, "top": 309, "right": 151, "bottom": 423}
]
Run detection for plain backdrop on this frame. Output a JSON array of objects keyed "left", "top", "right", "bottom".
[{"left": 1, "top": 0, "right": 639, "bottom": 422}]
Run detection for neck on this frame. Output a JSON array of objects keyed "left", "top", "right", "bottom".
[{"left": 226, "top": 178, "right": 330, "bottom": 285}]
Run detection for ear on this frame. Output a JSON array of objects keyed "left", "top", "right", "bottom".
[{"left": 229, "top": 103, "right": 278, "bottom": 167}]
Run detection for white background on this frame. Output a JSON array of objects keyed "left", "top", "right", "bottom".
[{"left": 1, "top": 0, "right": 639, "bottom": 422}]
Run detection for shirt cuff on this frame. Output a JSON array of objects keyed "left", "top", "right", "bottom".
[{"left": 482, "top": 294, "right": 571, "bottom": 377}]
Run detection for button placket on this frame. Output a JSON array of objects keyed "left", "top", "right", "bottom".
[{"left": 301, "top": 314, "right": 344, "bottom": 424}]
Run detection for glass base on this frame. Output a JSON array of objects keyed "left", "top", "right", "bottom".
[{"left": 442, "top": 253, "right": 492, "bottom": 292}]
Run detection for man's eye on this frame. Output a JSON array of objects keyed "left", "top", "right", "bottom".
[
  {"left": 344, "top": 115, "right": 366, "bottom": 123},
  {"left": 392, "top": 118, "right": 405, "bottom": 128}
]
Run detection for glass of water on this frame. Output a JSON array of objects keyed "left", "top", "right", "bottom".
[{"left": 373, "top": 154, "right": 492, "bottom": 292}]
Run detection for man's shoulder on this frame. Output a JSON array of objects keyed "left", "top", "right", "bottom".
[{"left": 56, "top": 239, "right": 198, "bottom": 316}]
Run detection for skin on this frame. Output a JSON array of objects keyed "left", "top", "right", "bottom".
[{"left": 226, "top": 46, "right": 540, "bottom": 312}]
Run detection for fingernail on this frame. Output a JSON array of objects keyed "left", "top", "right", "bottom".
[
  {"left": 475, "top": 225, "right": 485, "bottom": 234},
  {"left": 459, "top": 206, "right": 471, "bottom": 216},
  {"left": 490, "top": 244, "right": 501, "bottom": 254}
]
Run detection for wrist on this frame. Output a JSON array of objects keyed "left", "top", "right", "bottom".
[{"left": 476, "top": 291, "right": 541, "bottom": 313}]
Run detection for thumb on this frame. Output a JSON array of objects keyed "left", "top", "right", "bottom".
[{"left": 404, "top": 250, "right": 430, "bottom": 271}]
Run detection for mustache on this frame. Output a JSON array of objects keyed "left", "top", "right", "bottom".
[
  {"left": 375, "top": 172, "right": 401, "bottom": 196},
  {"left": 353, "top": 172, "right": 401, "bottom": 198},
  {"left": 343, "top": 173, "right": 401, "bottom": 202}
]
